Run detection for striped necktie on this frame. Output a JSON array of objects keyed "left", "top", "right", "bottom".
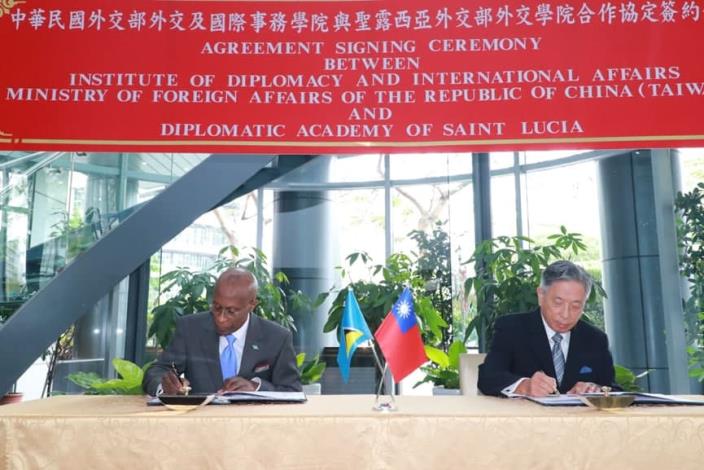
[{"left": 552, "top": 333, "right": 565, "bottom": 385}]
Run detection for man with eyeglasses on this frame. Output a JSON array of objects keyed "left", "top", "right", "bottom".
[
  {"left": 143, "top": 268, "right": 301, "bottom": 395},
  {"left": 478, "top": 260, "right": 617, "bottom": 397}
]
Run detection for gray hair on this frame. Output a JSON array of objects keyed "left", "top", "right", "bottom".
[
  {"left": 539, "top": 260, "right": 592, "bottom": 299},
  {"left": 217, "top": 267, "right": 259, "bottom": 295}
]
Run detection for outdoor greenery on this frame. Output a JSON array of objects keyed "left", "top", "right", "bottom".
[
  {"left": 49, "top": 207, "right": 103, "bottom": 264},
  {"left": 67, "top": 358, "right": 150, "bottom": 395},
  {"left": 0, "top": 300, "right": 22, "bottom": 324},
  {"left": 409, "top": 221, "right": 455, "bottom": 350},
  {"left": 675, "top": 182, "right": 704, "bottom": 381},
  {"left": 149, "top": 245, "right": 318, "bottom": 349}
]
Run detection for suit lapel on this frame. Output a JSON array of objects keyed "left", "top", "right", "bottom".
[
  {"left": 239, "top": 314, "right": 262, "bottom": 375},
  {"left": 199, "top": 316, "right": 223, "bottom": 389},
  {"left": 528, "top": 310, "right": 556, "bottom": 378},
  {"left": 562, "top": 321, "right": 584, "bottom": 387}
]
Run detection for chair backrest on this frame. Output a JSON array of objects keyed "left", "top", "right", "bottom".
[{"left": 459, "top": 353, "right": 487, "bottom": 396}]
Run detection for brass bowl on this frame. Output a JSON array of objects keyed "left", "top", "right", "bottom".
[{"left": 580, "top": 395, "right": 635, "bottom": 409}]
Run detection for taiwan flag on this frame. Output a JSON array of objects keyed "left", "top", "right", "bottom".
[{"left": 374, "top": 287, "right": 428, "bottom": 382}]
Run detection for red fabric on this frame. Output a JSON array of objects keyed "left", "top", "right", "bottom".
[
  {"left": 374, "top": 312, "right": 427, "bottom": 382},
  {"left": 3, "top": 1, "right": 704, "bottom": 153}
]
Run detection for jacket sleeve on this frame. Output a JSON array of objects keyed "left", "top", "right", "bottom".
[
  {"left": 256, "top": 329, "right": 302, "bottom": 392},
  {"left": 477, "top": 316, "right": 523, "bottom": 396},
  {"left": 142, "top": 317, "right": 189, "bottom": 396}
]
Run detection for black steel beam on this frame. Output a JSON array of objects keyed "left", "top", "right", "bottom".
[
  {"left": 123, "top": 260, "right": 150, "bottom": 366},
  {"left": 472, "top": 152, "right": 492, "bottom": 244}
]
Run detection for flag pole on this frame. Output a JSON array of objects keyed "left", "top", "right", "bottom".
[
  {"left": 367, "top": 337, "right": 385, "bottom": 376},
  {"left": 373, "top": 362, "right": 396, "bottom": 412},
  {"left": 367, "top": 336, "right": 397, "bottom": 398}
]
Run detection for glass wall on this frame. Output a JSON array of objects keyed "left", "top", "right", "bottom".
[{"left": 0, "top": 152, "right": 206, "bottom": 398}]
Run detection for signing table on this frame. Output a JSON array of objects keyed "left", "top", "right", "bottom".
[{"left": 1, "top": 395, "right": 704, "bottom": 469}]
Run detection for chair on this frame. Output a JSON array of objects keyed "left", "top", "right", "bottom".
[{"left": 459, "top": 353, "right": 487, "bottom": 396}]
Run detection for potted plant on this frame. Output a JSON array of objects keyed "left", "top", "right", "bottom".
[
  {"left": 675, "top": 182, "right": 704, "bottom": 382},
  {"left": 297, "top": 353, "right": 326, "bottom": 395},
  {"left": 0, "top": 383, "right": 23, "bottom": 405},
  {"left": 614, "top": 365, "right": 649, "bottom": 392},
  {"left": 67, "top": 358, "right": 151, "bottom": 395},
  {"left": 417, "top": 340, "right": 466, "bottom": 395},
  {"left": 1, "top": 303, "right": 25, "bottom": 404},
  {"left": 323, "top": 244, "right": 450, "bottom": 391}
]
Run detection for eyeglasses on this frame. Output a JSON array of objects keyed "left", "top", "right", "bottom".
[{"left": 210, "top": 303, "right": 248, "bottom": 319}]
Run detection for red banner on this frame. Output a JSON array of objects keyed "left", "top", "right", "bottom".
[{"left": 1, "top": 0, "right": 704, "bottom": 153}]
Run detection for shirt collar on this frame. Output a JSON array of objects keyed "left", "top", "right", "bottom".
[
  {"left": 224, "top": 313, "right": 250, "bottom": 344},
  {"left": 540, "top": 313, "right": 571, "bottom": 346}
]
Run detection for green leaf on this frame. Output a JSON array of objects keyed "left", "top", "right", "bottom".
[
  {"left": 447, "top": 341, "right": 467, "bottom": 369},
  {"left": 298, "top": 354, "right": 326, "bottom": 384},
  {"left": 112, "top": 358, "right": 143, "bottom": 384},
  {"left": 312, "top": 292, "right": 329, "bottom": 308},
  {"left": 424, "top": 346, "right": 449, "bottom": 368},
  {"left": 67, "top": 371, "right": 103, "bottom": 390}
]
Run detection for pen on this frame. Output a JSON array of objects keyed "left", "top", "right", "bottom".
[
  {"left": 171, "top": 362, "right": 191, "bottom": 395},
  {"left": 170, "top": 362, "right": 181, "bottom": 381},
  {"left": 171, "top": 362, "right": 185, "bottom": 389}
]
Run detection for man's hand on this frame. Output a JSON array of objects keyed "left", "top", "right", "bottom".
[
  {"left": 567, "top": 381, "right": 601, "bottom": 394},
  {"left": 161, "top": 371, "right": 190, "bottom": 395},
  {"left": 218, "top": 377, "right": 257, "bottom": 393},
  {"left": 515, "top": 371, "right": 558, "bottom": 397}
]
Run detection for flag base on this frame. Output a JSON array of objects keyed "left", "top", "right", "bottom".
[
  {"left": 372, "top": 362, "right": 397, "bottom": 412},
  {"left": 372, "top": 396, "right": 397, "bottom": 413}
]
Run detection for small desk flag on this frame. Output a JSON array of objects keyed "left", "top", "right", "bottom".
[
  {"left": 374, "top": 287, "right": 428, "bottom": 382},
  {"left": 337, "top": 289, "right": 373, "bottom": 383}
]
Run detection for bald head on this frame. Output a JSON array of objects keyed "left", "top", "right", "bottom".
[
  {"left": 216, "top": 268, "right": 258, "bottom": 297},
  {"left": 211, "top": 268, "right": 259, "bottom": 335}
]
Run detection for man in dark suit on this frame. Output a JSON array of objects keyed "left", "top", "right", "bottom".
[
  {"left": 478, "top": 260, "right": 615, "bottom": 397},
  {"left": 143, "top": 268, "right": 301, "bottom": 395}
]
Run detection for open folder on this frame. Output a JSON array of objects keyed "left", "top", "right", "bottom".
[
  {"left": 521, "top": 392, "right": 704, "bottom": 407},
  {"left": 148, "top": 390, "right": 307, "bottom": 406},
  {"left": 219, "top": 390, "right": 307, "bottom": 404}
]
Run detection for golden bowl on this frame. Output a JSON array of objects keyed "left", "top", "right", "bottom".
[{"left": 580, "top": 395, "right": 635, "bottom": 409}]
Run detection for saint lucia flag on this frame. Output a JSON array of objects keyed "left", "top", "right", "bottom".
[{"left": 337, "top": 289, "right": 373, "bottom": 383}]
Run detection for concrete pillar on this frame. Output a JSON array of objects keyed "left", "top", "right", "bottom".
[
  {"left": 598, "top": 150, "right": 687, "bottom": 393},
  {"left": 272, "top": 157, "right": 336, "bottom": 358}
]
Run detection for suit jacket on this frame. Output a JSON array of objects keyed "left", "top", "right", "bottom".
[
  {"left": 143, "top": 312, "right": 301, "bottom": 395},
  {"left": 477, "top": 309, "right": 615, "bottom": 396}
]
